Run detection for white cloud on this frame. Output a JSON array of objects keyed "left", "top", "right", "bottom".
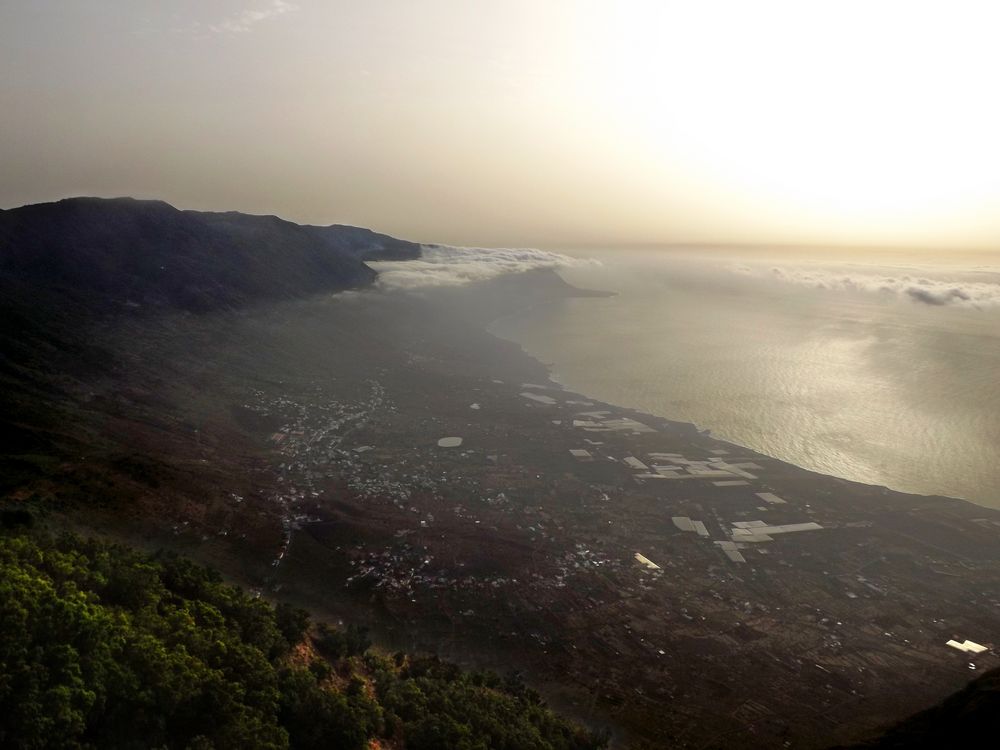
[
  {"left": 728, "top": 261, "right": 1000, "bottom": 308},
  {"left": 370, "top": 245, "right": 594, "bottom": 291},
  {"left": 209, "top": 1, "right": 298, "bottom": 34}
]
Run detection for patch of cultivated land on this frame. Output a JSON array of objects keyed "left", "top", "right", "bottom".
[{"left": 17, "top": 272, "right": 1000, "bottom": 749}]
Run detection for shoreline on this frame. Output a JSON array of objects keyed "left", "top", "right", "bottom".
[
  {"left": 517, "top": 355, "right": 974, "bottom": 509},
  {"left": 484, "top": 275, "right": 988, "bottom": 511}
]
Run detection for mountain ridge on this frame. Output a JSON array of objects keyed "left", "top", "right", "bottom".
[{"left": 0, "top": 196, "right": 421, "bottom": 315}]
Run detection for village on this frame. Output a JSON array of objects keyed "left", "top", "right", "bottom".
[{"left": 197, "top": 362, "right": 1000, "bottom": 748}]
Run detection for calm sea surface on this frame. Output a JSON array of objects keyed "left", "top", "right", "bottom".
[{"left": 489, "top": 248, "right": 1000, "bottom": 508}]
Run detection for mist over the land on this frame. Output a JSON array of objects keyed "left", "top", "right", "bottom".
[
  {"left": 6, "top": 0, "right": 1000, "bottom": 742},
  {"left": 369, "top": 245, "right": 594, "bottom": 291}
]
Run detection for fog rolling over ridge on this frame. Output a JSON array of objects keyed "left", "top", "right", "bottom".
[
  {"left": 487, "top": 247, "right": 1000, "bottom": 508},
  {"left": 369, "top": 244, "right": 593, "bottom": 291},
  {"left": 9, "top": 0, "right": 1000, "bottom": 743}
]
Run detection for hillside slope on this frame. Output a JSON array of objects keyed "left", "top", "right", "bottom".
[
  {"left": 0, "top": 197, "right": 420, "bottom": 315},
  {"left": 0, "top": 197, "right": 421, "bottom": 502},
  {"left": 836, "top": 666, "right": 1000, "bottom": 749},
  {"left": 0, "top": 524, "right": 607, "bottom": 750}
]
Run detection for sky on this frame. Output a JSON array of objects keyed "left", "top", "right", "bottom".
[{"left": 2, "top": 1, "right": 1000, "bottom": 249}]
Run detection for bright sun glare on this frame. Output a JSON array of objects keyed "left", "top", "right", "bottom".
[{"left": 581, "top": 0, "right": 1000, "bottom": 243}]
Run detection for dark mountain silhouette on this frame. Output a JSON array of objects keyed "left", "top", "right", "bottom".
[
  {"left": 0, "top": 197, "right": 420, "bottom": 315},
  {"left": 0, "top": 197, "right": 422, "bottom": 496},
  {"left": 835, "top": 666, "right": 1000, "bottom": 749}
]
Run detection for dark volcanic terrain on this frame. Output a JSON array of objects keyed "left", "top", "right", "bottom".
[{"left": 2, "top": 199, "right": 999, "bottom": 748}]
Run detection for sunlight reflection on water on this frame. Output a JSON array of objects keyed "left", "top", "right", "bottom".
[{"left": 489, "top": 249, "right": 1000, "bottom": 508}]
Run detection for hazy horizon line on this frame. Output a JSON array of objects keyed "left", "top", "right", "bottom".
[{"left": 5, "top": 194, "right": 999, "bottom": 255}]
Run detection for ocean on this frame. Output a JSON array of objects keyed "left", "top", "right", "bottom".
[{"left": 488, "top": 247, "right": 1000, "bottom": 509}]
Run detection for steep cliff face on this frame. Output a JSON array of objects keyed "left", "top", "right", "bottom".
[{"left": 0, "top": 197, "right": 421, "bottom": 314}]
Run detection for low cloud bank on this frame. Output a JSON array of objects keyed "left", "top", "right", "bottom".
[
  {"left": 371, "top": 245, "right": 592, "bottom": 291},
  {"left": 729, "top": 263, "right": 1000, "bottom": 308}
]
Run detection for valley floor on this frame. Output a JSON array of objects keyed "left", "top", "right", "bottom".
[{"left": 14, "top": 271, "right": 1000, "bottom": 749}]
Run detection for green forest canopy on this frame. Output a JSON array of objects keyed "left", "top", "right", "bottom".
[{"left": 0, "top": 526, "right": 609, "bottom": 750}]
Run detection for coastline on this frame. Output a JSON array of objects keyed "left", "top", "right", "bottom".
[
  {"left": 485, "top": 273, "right": 991, "bottom": 511},
  {"left": 502, "top": 341, "right": 974, "bottom": 510}
]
